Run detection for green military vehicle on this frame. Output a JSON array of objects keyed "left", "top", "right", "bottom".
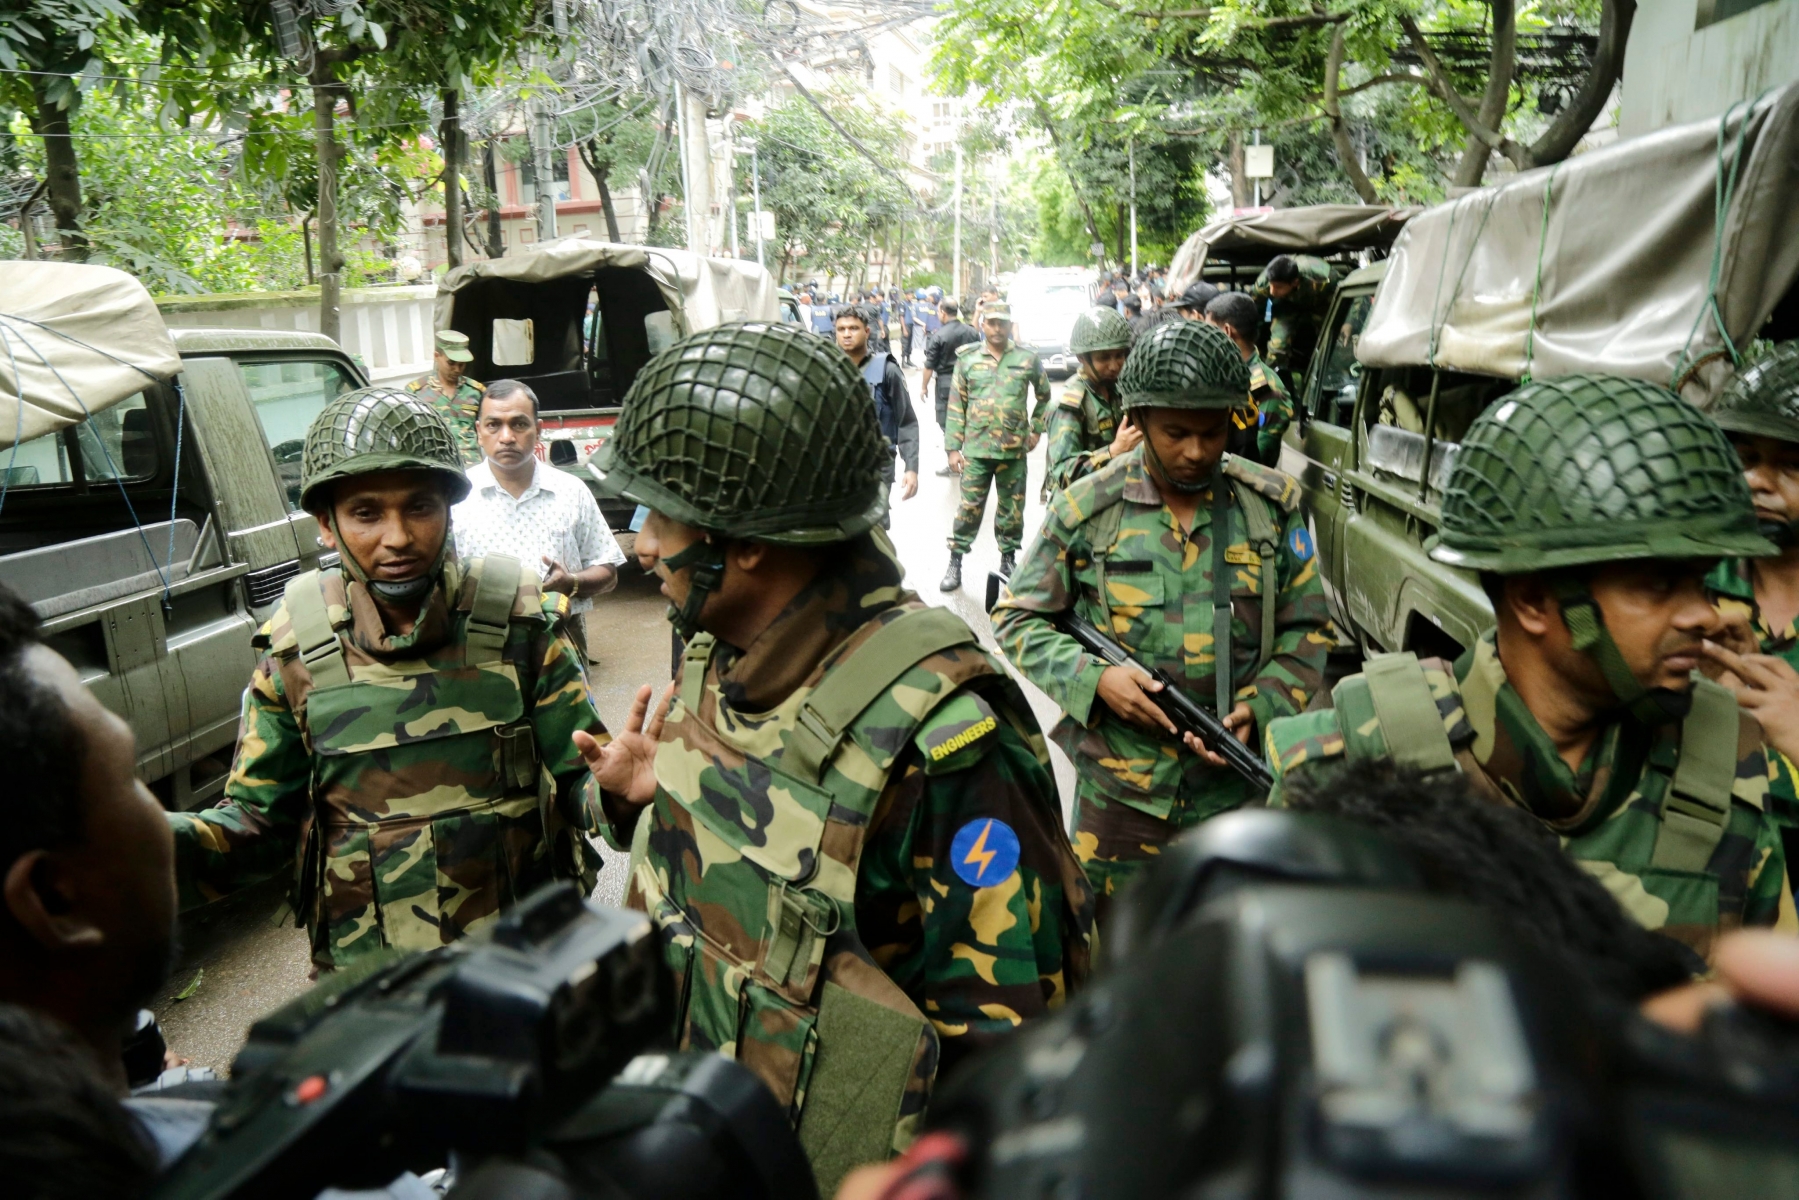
[
  {"left": 0, "top": 263, "right": 366, "bottom": 810},
  {"left": 1281, "top": 84, "right": 1799, "bottom": 659}
]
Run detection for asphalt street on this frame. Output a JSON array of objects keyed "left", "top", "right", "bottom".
[{"left": 152, "top": 366, "right": 1080, "bottom": 1071}]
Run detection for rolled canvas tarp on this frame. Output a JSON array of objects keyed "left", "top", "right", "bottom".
[
  {"left": 1166, "top": 205, "right": 1417, "bottom": 292},
  {"left": 435, "top": 239, "right": 779, "bottom": 335},
  {"left": 0, "top": 262, "right": 181, "bottom": 448},
  {"left": 1358, "top": 82, "right": 1799, "bottom": 400}
]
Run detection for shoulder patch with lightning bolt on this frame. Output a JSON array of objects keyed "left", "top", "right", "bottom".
[{"left": 950, "top": 818, "right": 1022, "bottom": 888}]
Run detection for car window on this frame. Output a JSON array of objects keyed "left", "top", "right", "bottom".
[
  {"left": 0, "top": 391, "right": 155, "bottom": 489},
  {"left": 239, "top": 360, "right": 358, "bottom": 511},
  {"left": 1312, "top": 294, "right": 1373, "bottom": 426}
]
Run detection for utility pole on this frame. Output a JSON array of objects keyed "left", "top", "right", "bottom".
[
  {"left": 1128, "top": 137, "right": 1138, "bottom": 279},
  {"left": 725, "top": 119, "right": 740, "bottom": 259},
  {"left": 677, "top": 84, "right": 713, "bottom": 256},
  {"left": 953, "top": 138, "right": 964, "bottom": 303},
  {"left": 988, "top": 163, "right": 998, "bottom": 284},
  {"left": 1252, "top": 128, "right": 1262, "bottom": 209},
  {"left": 743, "top": 139, "right": 765, "bottom": 269},
  {"left": 529, "top": 48, "right": 558, "bottom": 243}
]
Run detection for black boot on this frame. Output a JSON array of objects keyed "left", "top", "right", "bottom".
[
  {"left": 940, "top": 552, "right": 963, "bottom": 592},
  {"left": 1000, "top": 551, "right": 1016, "bottom": 575}
]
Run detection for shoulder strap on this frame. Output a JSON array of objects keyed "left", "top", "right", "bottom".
[
  {"left": 1357, "top": 651, "right": 1459, "bottom": 774},
  {"left": 780, "top": 606, "right": 979, "bottom": 785},
  {"left": 1087, "top": 489, "right": 1129, "bottom": 644},
  {"left": 1652, "top": 677, "right": 1740, "bottom": 873},
  {"left": 679, "top": 633, "right": 717, "bottom": 712},
  {"left": 467, "top": 555, "right": 521, "bottom": 666},
  {"left": 1228, "top": 478, "right": 1282, "bottom": 670},
  {"left": 1209, "top": 468, "right": 1234, "bottom": 716},
  {"left": 284, "top": 570, "right": 349, "bottom": 689}
]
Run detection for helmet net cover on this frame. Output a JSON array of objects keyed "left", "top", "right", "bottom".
[
  {"left": 1433, "top": 373, "right": 1773, "bottom": 573},
  {"left": 1069, "top": 306, "right": 1135, "bottom": 355},
  {"left": 1117, "top": 319, "right": 1250, "bottom": 411},
  {"left": 299, "top": 386, "right": 470, "bottom": 513},
  {"left": 1710, "top": 341, "right": 1799, "bottom": 446},
  {"left": 591, "top": 322, "right": 888, "bottom": 544}
]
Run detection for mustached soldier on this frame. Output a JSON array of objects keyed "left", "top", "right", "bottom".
[
  {"left": 577, "top": 323, "right": 1093, "bottom": 1193},
  {"left": 168, "top": 388, "right": 608, "bottom": 969},
  {"left": 993, "top": 320, "right": 1333, "bottom": 915},
  {"left": 1043, "top": 306, "right": 1140, "bottom": 497},
  {"left": 1267, "top": 375, "right": 1796, "bottom": 959}
]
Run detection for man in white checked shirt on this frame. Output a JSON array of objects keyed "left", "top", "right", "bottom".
[{"left": 453, "top": 380, "right": 626, "bottom": 661}]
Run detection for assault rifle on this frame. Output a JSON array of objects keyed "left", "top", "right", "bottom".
[{"left": 985, "top": 572, "right": 1274, "bottom": 795}]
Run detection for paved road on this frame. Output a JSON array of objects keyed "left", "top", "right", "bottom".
[{"left": 153, "top": 369, "right": 1080, "bottom": 1070}]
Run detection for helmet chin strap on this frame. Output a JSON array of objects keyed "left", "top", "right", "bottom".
[
  {"left": 328, "top": 512, "right": 447, "bottom": 610},
  {"left": 661, "top": 535, "right": 727, "bottom": 643},
  {"left": 1548, "top": 574, "right": 1693, "bottom": 726},
  {"left": 1140, "top": 431, "right": 1211, "bottom": 495},
  {"left": 1758, "top": 517, "right": 1799, "bottom": 550}
]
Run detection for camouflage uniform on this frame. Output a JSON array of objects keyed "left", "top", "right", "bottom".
[
  {"left": 993, "top": 321, "right": 1333, "bottom": 905},
  {"left": 1043, "top": 308, "right": 1135, "bottom": 497},
  {"left": 589, "top": 323, "right": 1093, "bottom": 1192},
  {"left": 406, "top": 371, "right": 485, "bottom": 466},
  {"left": 168, "top": 388, "right": 606, "bottom": 970},
  {"left": 1266, "top": 374, "right": 1793, "bottom": 961},
  {"left": 1251, "top": 254, "right": 1333, "bottom": 374},
  {"left": 1249, "top": 351, "right": 1290, "bottom": 467},
  {"left": 946, "top": 335, "right": 1052, "bottom": 554}
]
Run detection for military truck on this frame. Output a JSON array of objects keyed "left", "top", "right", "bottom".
[
  {"left": 1165, "top": 203, "right": 1415, "bottom": 296},
  {"left": 1281, "top": 84, "right": 1799, "bottom": 660},
  {"left": 0, "top": 263, "right": 365, "bottom": 810}
]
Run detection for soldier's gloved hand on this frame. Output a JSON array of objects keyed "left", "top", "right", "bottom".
[
  {"left": 1109, "top": 421, "right": 1144, "bottom": 458},
  {"left": 1097, "top": 665, "right": 1178, "bottom": 736},
  {"left": 1181, "top": 702, "right": 1256, "bottom": 768},
  {"left": 575, "top": 681, "right": 675, "bottom": 807},
  {"left": 1701, "top": 641, "right": 1799, "bottom": 764}
]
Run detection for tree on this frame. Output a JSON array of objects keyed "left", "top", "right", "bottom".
[{"left": 564, "top": 96, "right": 660, "bottom": 243}]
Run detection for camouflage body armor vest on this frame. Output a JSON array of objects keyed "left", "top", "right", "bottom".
[
  {"left": 275, "top": 556, "right": 573, "bottom": 963},
  {"left": 627, "top": 602, "right": 1007, "bottom": 1172}
]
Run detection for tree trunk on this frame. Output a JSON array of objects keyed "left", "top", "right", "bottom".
[
  {"left": 1032, "top": 99, "right": 1107, "bottom": 267},
  {"left": 28, "top": 78, "right": 85, "bottom": 261},
  {"left": 1525, "top": 0, "right": 1637, "bottom": 167},
  {"left": 579, "top": 140, "right": 624, "bottom": 242},
  {"left": 1226, "top": 131, "right": 1249, "bottom": 209},
  {"left": 311, "top": 57, "right": 347, "bottom": 342},
  {"left": 302, "top": 213, "right": 315, "bottom": 285},
  {"left": 1114, "top": 203, "right": 1126, "bottom": 266},
  {"left": 483, "top": 139, "right": 504, "bottom": 258},
  {"left": 1325, "top": 26, "right": 1380, "bottom": 203},
  {"left": 441, "top": 88, "right": 462, "bottom": 270},
  {"left": 1453, "top": 0, "right": 1517, "bottom": 187}
]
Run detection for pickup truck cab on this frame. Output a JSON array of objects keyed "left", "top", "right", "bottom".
[{"left": 0, "top": 325, "right": 365, "bottom": 809}]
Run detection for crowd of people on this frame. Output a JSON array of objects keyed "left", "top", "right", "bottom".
[{"left": 13, "top": 264, "right": 1799, "bottom": 1198}]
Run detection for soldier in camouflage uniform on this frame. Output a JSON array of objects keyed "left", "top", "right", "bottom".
[
  {"left": 578, "top": 323, "right": 1093, "bottom": 1193},
  {"left": 1250, "top": 253, "right": 1334, "bottom": 380},
  {"left": 1043, "top": 306, "right": 1140, "bottom": 497},
  {"left": 1205, "top": 290, "right": 1290, "bottom": 467},
  {"left": 1266, "top": 374, "right": 1797, "bottom": 961},
  {"left": 942, "top": 302, "right": 1052, "bottom": 592},
  {"left": 406, "top": 329, "right": 484, "bottom": 465},
  {"left": 167, "top": 387, "right": 607, "bottom": 970},
  {"left": 992, "top": 320, "right": 1334, "bottom": 914}
]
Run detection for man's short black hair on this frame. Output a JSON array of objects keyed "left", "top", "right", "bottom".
[
  {"left": 0, "top": 1002, "right": 157, "bottom": 1197},
  {"left": 940, "top": 300, "right": 959, "bottom": 319},
  {"left": 1284, "top": 763, "right": 1701, "bottom": 1003},
  {"left": 0, "top": 585, "right": 86, "bottom": 883},
  {"left": 1266, "top": 254, "right": 1300, "bottom": 284},
  {"left": 1205, "top": 291, "right": 1259, "bottom": 340},
  {"left": 1177, "top": 281, "right": 1220, "bottom": 312},
  {"left": 833, "top": 305, "right": 870, "bottom": 330},
  {"left": 1122, "top": 294, "right": 1142, "bottom": 314},
  {"left": 477, "top": 379, "right": 539, "bottom": 421}
]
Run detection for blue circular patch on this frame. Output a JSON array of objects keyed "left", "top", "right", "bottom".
[
  {"left": 950, "top": 818, "right": 1022, "bottom": 888},
  {"left": 1290, "top": 527, "right": 1314, "bottom": 561}
]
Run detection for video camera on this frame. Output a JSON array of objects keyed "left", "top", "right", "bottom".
[
  {"left": 150, "top": 884, "right": 817, "bottom": 1200},
  {"left": 926, "top": 810, "right": 1799, "bottom": 1200}
]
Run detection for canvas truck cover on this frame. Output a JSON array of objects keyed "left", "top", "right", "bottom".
[
  {"left": 1166, "top": 204, "right": 1417, "bottom": 292},
  {"left": 1358, "top": 83, "right": 1799, "bottom": 400},
  {"left": 434, "top": 240, "right": 779, "bottom": 334},
  {"left": 0, "top": 262, "right": 181, "bottom": 450}
]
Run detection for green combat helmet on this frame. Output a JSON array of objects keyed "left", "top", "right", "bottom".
[
  {"left": 590, "top": 321, "right": 889, "bottom": 637},
  {"left": 299, "top": 385, "right": 471, "bottom": 604},
  {"left": 1710, "top": 342, "right": 1799, "bottom": 546},
  {"left": 1117, "top": 319, "right": 1250, "bottom": 494},
  {"left": 1432, "top": 372, "right": 1774, "bottom": 722},
  {"left": 1068, "top": 306, "right": 1134, "bottom": 356}
]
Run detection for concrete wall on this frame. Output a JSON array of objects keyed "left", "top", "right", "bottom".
[
  {"left": 157, "top": 285, "right": 438, "bottom": 386},
  {"left": 1620, "top": 0, "right": 1799, "bottom": 136}
]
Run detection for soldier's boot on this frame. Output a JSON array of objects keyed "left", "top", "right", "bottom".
[
  {"left": 940, "top": 552, "right": 963, "bottom": 592},
  {"left": 1000, "top": 550, "right": 1016, "bottom": 575}
]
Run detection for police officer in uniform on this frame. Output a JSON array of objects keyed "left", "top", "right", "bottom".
[
  {"left": 576, "top": 323, "right": 1094, "bottom": 1194},
  {"left": 167, "top": 388, "right": 608, "bottom": 969},
  {"left": 1266, "top": 374, "right": 1796, "bottom": 961},
  {"left": 993, "top": 320, "right": 1333, "bottom": 915},
  {"left": 1043, "top": 306, "right": 1139, "bottom": 496},
  {"left": 406, "top": 329, "right": 485, "bottom": 465},
  {"left": 834, "top": 303, "right": 920, "bottom": 505}
]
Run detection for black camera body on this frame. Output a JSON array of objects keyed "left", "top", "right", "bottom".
[
  {"left": 150, "top": 885, "right": 816, "bottom": 1200},
  {"left": 929, "top": 813, "right": 1799, "bottom": 1200}
]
